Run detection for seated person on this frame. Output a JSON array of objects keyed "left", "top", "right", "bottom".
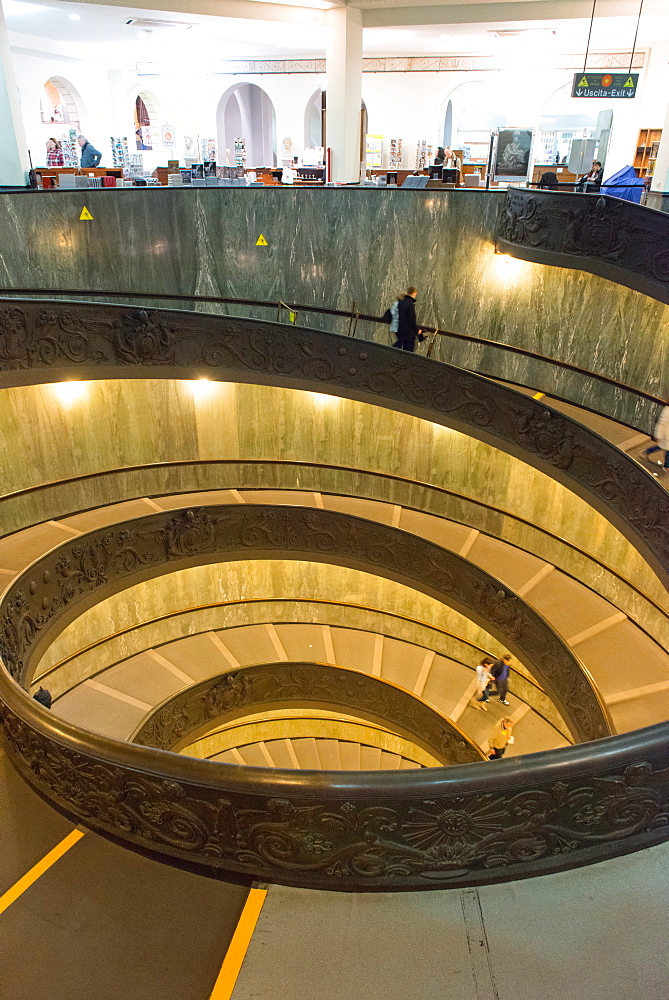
[
  {"left": 442, "top": 146, "right": 461, "bottom": 171},
  {"left": 433, "top": 146, "right": 445, "bottom": 166},
  {"left": 538, "top": 171, "right": 558, "bottom": 190},
  {"left": 576, "top": 160, "right": 603, "bottom": 192}
]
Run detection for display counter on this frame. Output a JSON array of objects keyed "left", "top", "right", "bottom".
[
  {"left": 531, "top": 163, "right": 578, "bottom": 186},
  {"left": 35, "top": 167, "right": 123, "bottom": 187}
]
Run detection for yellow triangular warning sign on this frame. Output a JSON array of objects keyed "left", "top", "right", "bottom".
[
  {"left": 623, "top": 76, "right": 635, "bottom": 87},
  {"left": 578, "top": 76, "right": 588, "bottom": 87},
  {"left": 79, "top": 207, "right": 93, "bottom": 221},
  {"left": 255, "top": 234, "right": 268, "bottom": 246}
]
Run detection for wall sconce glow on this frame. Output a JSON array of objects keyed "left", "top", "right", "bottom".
[
  {"left": 310, "top": 392, "right": 338, "bottom": 405},
  {"left": 491, "top": 252, "right": 528, "bottom": 283},
  {"left": 184, "top": 377, "right": 217, "bottom": 398},
  {"left": 52, "top": 380, "right": 88, "bottom": 406}
]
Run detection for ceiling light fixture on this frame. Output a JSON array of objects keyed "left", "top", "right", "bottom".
[
  {"left": 124, "top": 17, "right": 196, "bottom": 30},
  {"left": 247, "top": 0, "right": 333, "bottom": 9}
]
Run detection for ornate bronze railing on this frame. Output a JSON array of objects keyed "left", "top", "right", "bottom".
[
  {"left": 0, "top": 505, "right": 607, "bottom": 742},
  {"left": 3, "top": 677, "right": 669, "bottom": 891},
  {"left": 0, "top": 288, "right": 662, "bottom": 431},
  {"left": 0, "top": 300, "right": 666, "bottom": 583},
  {"left": 130, "top": 661, "right": 486, "bottom": 764},
  {"left": 496, "top": 186, "right": 669, "bottom": 305},
  {"left": 1, "top": 300, "right": 668, "bottom": 890}
]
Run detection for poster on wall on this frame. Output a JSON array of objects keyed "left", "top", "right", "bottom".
[
  {"left": 494, "top": 129, "right": 533, "bottom": 181},
  {"left": 135, "top": 125, "right": 152, "bottom": 150},
  {"left": 161, "top": 124, "right": 175, "bottom": 148}
]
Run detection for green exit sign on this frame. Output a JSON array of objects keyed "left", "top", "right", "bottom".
[{"left": 572, "top": 72, "right": 638, "bottom": 98}]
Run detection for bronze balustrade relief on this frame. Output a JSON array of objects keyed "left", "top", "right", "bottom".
[{"left": 130, "top": 660, "right": 486, "bottom": 765}]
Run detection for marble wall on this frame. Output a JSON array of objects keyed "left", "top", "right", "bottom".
[
  {"left": 0, "top": 380, "right": 661, "bottom": 608},
  {"left": 0, "top": 188, "right": 666, "bottom": 427}
]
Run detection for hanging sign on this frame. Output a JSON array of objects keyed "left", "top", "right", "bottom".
[
  {"left": 161, "top": 124, "right": 175, "bottom": 148},
  {"left": 572, "top": 72, "right": 638, "bottom": 98}
]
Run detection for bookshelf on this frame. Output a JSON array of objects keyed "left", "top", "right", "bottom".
[{"left": 634, "top": 128, "right": 662, "bottom": 177}]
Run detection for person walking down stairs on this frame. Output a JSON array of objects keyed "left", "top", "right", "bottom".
[
  {"left": 474, "top": 656, "right": 495, "bottom": 710},
  {"left": 488, "top": 717, "right": 515, "bottom": 760}
]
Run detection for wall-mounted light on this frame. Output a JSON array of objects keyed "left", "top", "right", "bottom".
[
  {"left": 310, "top": 392, "right": 338, "bottom": 406},
  {"left": 183, "top": 377, "right": 217, "bottom": 399},
  {"left": 490, "top": 251, "right": 529, "bottom": 283},
  {"left": 51, "top": 381, "right": 88, "bottom": 406}
]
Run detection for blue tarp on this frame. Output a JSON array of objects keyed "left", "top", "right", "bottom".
[{"left": 601, "top": 164, "right": 645, "bottom": 204}]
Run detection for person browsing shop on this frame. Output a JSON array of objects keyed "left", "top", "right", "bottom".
[
  {"left": 46, "top": 138, "right": 64, "bottom": 167},
  {"left": 77, "top": 135, "right": 102, "bottom": 168}
]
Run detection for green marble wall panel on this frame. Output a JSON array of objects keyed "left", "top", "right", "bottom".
[
  {"left": 0, "top": 188, "right": 666, "bottom": 427},
  {"left": 0, "top": 380, "right": 663, "bottom": 609}
]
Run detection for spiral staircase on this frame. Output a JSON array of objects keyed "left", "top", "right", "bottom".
[{"left": 1, "top": 185, "right": 668, "bottom": 1000}]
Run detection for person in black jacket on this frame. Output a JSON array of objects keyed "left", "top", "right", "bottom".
[
  {"left": 395, "top": 288, "right": 425, "bottom": 352},
  {"left": 33, "top": 686, "right": 53, "bottom": 709},
  {"left": 576, "top": 160, "right": 603, "bottom": 193}
]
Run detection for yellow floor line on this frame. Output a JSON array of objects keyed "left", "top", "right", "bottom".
[
  {"left": 0, "top": 828, "right": 86, "bottom": 917},
  {"left": 209, "top": 886, "right": 268, "bottom": 1000},
  {"left": 532, "top": 391, "right": 545, "bottom": 400}
]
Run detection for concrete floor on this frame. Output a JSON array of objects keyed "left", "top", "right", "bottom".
[{"left": 232, "top": 842, "right": 669, "bottom": 1000}]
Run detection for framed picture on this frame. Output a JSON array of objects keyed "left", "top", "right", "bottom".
[{"left": 494, "top": 129, "right": 533, "bottom": 180}]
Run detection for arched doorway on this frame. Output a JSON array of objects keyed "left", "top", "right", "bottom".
[
  {"left": 40, "top": 77, "right": 83, "bottom": 129},
  {"left": 39, "top": 77, "right": 85, "bottom": 165},
  {"left": 134, "top": 91, "right": 160, "bottom": 150},
  {"left": 438, "top": 79, "right": 507, "bottom": 162},
  {"left": 539, "top": 81, "right": 607, "bottom": 165},
  {"left": 304, "top": 88, "right": 323, "bottom": 149},
  {"left": 216, "top": 84, "right": 277, "bottom": 168}
]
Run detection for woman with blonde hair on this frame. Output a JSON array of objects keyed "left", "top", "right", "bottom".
[{"left": 488, "top": 717, "right": 514, "bottom": 759}]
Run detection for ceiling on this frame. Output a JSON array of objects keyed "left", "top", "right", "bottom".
[{"left": 5, "top": 0, "right": 669, "bottom": 61}]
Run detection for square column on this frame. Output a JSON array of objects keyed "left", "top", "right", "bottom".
[
  {"left": 325, "top": 6, "right": 363, "bottom": 184},
  {"left": 0, "top": 0, "right": 30, "bottom": 186},
  {"left": 650, "top": 99, "right": 669, "bottom": 192}
]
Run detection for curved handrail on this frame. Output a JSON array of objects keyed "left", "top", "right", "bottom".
[
  {"left": 129, "top": 661, "right": 486, "bottom": 764},
  {"left": 496, "top": 186, "right": 669, "bottom": 306},
  {"left": 2, "top": 675, "right": 669, "bottom": 891},
  {"left": 0, "top": 505, "right": 608, "bottom": 741},
  {"left": 0, "top": 300, "right": 665, "bottom": 584},
  {"left": 2, "top": 459, "right": 666, "bottom": 623},
  {"left": 1, "top": 301, "right": 668, "bottom": 890},
  {"left": 0, "top": 289, "right": 663, "bottom": 419}
]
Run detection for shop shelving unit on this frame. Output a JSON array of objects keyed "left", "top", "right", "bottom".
[{"left": 634, "top": 128, "right": 662, "bottom": 177}]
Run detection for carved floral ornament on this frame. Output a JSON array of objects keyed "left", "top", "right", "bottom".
[
  {"left": 0, "top": 300, "right": 666, "bottom": 584},
  {"left": 2, "top": 701, "right": 669, "bottom": 891},
  {"left": 496, "top": 188, "right": 669, "bottom": 305},
  {"left": 129, "top": 660, "right": 485, "bottom": 765},
  {"left": 0, "top": 505, "right": 608, "bottom": 742}
]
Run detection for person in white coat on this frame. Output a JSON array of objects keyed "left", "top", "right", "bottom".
[
  {"left": 642, "top": 403, "right": 669, "bottom": 472},
  {"left": 474, "top": 656, "right": 495, "bottom": 710}
]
